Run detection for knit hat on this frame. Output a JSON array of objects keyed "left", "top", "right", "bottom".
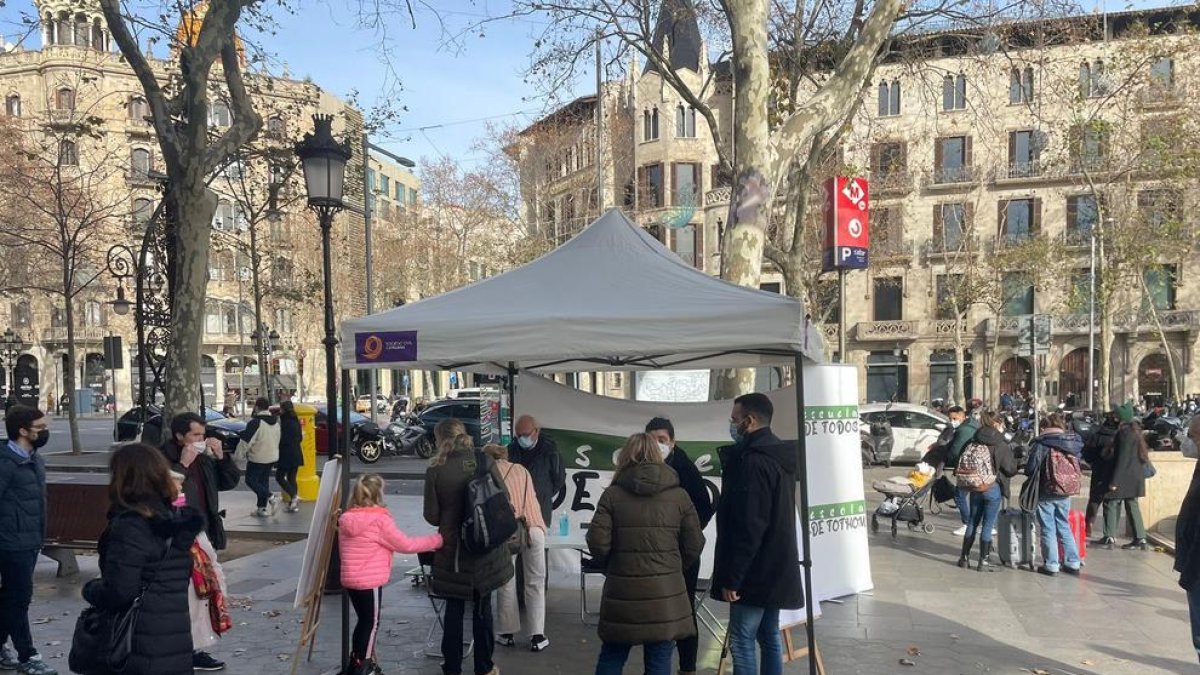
[{"left": 1114, "top": 403, "right": 1135, "bottom": 424}]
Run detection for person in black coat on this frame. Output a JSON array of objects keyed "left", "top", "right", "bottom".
[
  {"left": 276, "top": 400, "right": 304, "bottom": 513},
  {"left": 1175, "top": 416, "right": 1200, "bottom": 663},
  {"left": 956, "top": 411, "right": 1018, "bottom": 570},
  {"left": 160, "top": 413, "right": 240, "bottom": 551},
  {"left": 82, "top": 443, "right": 204, "bottom": 675},
  {"left": 1097, "top": 404, "right": 1150, "bottom": 550},
  {"left": 711, "top": 393, "right": 803, "bottom": 675},
  {"left": 508, "top": 415, "right": 566, "bottom": 527},
  {"left": 645, "top": 417, "right": 715, "bottom": 675},
  {"left": 1082, "top": 412, "right": 1118, "bottom": 537}
]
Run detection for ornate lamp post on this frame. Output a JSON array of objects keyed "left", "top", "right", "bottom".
[
  {"left": 0, "top": 327, "right": 25, "bottom": 405},
  {"left": 295, "top": 114, "right": 352, "bottom": 670}
]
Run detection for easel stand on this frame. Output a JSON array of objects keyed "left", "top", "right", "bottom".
[
  {"left": 291, "top": 504, "right": 340, "bottom": 675},
  {"left": 715, "top": 625, "right": 827, "bottom": 675}
]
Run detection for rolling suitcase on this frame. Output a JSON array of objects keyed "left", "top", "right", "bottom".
[
  {"left": 1059, "top": 508, "right": 1087, "bottom": 563},
  {"left": 997, "top": 508, "right": 1037, "bottom": 570}
]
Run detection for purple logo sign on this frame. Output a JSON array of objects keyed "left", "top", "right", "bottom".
[{"left": 355, "top": 331, "right": 418, "bottom": 362}]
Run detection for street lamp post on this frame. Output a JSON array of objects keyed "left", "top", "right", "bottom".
[
  {"left": 0, "top": 327, "right": 25, "bottom": 405},
  {"left": 251, "top": 326, "right": 281, "bottom": 403},
  {"left": 296, "top": 114, "right": 352, "bottom": 671}
]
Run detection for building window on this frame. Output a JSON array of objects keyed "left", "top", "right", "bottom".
[
  {"left": 935, "top": 274, "right": 965, "bottom": 320},
  {"left": 11, "top": 300, "right": 31, "bottom": 328},
  {"left": 273, "top": 257, "right": 293, "bottom": 285},
  {"left": 394, "top": 182, "right": 404, "bottom": 201},
  {"left": 877, "top": 80, "right": 900, "bottom": 116},
  {"left": 213, "top": 200, "right": 234, "bottom": 230},
  {"left": 870, "top": 142, "right": 906, "bottom": 179},
  {"left": 5, "top": 94, "right": 19, "bottom": 117},
  {"left": 59, "top": 140, "right": 78, "bottom": 166},
  {"left": 873, "top": 277, "right": 903, "bottom": 321},
  {"left": 83, "top": 300, "right": 104, "bottom": 327},
  {"left": 933, "top": 136, "right": 971, "bottom": 183},
  {"left": 637, "top": 163, "right": 665, "bottom": 208},
  {"left": 941, "top": 73, "right": 966, "bottom": 111},
  {"left": 1009, "top": 67, "right": 1034, "bottom": 104},
  {"left": 933, "top": 202, "right": 969, "bottom": 250},
  {"left": 1069, "top": 269, "right": 1094, "bottom": 315},
  {"left": 132, "top": 198, "right": 153, "bottom": 229},
  {"left": 128, "top": 96, "right": 148, "bottom": 122},
  {"left": 208, "top": 252, "right": 226, "bottom": 282},
  {"left": 1002, "top": 273, "right": 1034, "bottom": 316},
  {"left": 672, "top": 225, "right": 697, "bottom": 266},
  {"left": 266, "top": 116, "right": 284, "bottom": 137},
  {"left": 130, "top": 148, "right": 152, "bottom": 179},
  {"left": 671, "top": 162, "right": 700, "bottom": 207},
  {"left": 675, "top": 105, "right": 696, "bottom": 138},
  {"left": 1066, "top": 194, "right": 1098, "bottom": 244},
  {"left": 1007, "top": 129, "right": 1040, "bottom": 177},
  {"left": 1138, "top": 189, "right": 1179, "bottom": 229},
  {"left": 642, "top": 108, "right": 659, "bottom": 141},
  {"left": 209, "top": 102, "right": 231, "bottom": 128},
  {"left": 1144, "top": 265, "right": 1177, "bottom": 311},
  {"left": 998, "top": 198, "right": 1040, "bottom": 245},
  {"left": 408, "top": 187, "right": 418, "bottom": 205},
  {"left": 55, "top": 87, "right": 75, "bottom": 111},
  {"left": 1079, "top": 60, "right": 1107, "bottom": 98},
  {"left": 74, "top": 14, "right": 89, "bottom": 47},
  {"left": 274, "top": 308, "right": 294, "bottom": 334},
  {"left": 1070, "top": 123, "right": 1109, "bottom": 173},
  {"left": 380, "top": 174, "right": 390, "bottom": 196},
  {"left": 1150, "top": 57, "right": 1174, "bottom": 90}
]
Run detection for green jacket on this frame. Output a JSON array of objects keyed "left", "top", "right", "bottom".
[{"left": 944, "top": 419, "right": 980, "bottom": 468}]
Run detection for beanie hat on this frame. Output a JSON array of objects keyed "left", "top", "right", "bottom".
[{"left": 1114, "top": 403, "right": 1135, "bottom": 424}]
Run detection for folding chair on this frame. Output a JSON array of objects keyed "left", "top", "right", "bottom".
[
  {"left": 412, "top": 551, "right": 473, "bottom": 659},
  {"left": 580, "top": 552, "right": 606, "bottom": 625},
  {"left": 693, "top": 577, "right": 725, "bottom": 639}
]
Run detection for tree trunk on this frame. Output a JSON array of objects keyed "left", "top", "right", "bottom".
[
  {"left": 63, "top": 295, "right": 82, "bottom": 455},
  {"left": 250, "top": 217, "right": 269, "bottom": 401},
  {"left": 1139, "top": 274, "right": 1181, "bottom": 404},
  {"left": 163, "top": 182, "right": 217, "bottom": 422}
]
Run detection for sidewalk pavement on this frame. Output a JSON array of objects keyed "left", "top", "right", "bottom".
[{"left": 18, "top": 475, "right": 1200, "bottom": 674}]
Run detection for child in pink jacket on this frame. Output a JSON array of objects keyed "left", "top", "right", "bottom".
[{"left": 339, "top": 473, "right": 442, "bottom": 675}]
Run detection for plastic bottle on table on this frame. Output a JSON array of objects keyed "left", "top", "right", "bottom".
[{"left": 558, "top": 511, "right": 570, "bottom": 536}]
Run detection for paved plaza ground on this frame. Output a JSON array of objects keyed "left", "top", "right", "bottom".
[{"left": 20, "top": 467, "right": 1199, "bottom": 675}]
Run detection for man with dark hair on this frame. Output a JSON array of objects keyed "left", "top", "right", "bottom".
[
  {"left": 0, "top": 405, "right": 56, "bottom": 674},
  {"left": 644, "top": 416, "right": 714, "bottom": 675},
  {"left": 711, "top": 392, "right": 803, "bottom": 674}
]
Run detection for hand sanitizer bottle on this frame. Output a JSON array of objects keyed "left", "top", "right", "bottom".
[{"left": 559, "top": 511, "right": 570, "bottom": 536}]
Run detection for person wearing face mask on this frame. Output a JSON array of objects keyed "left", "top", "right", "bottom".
[
  {"left": 955, "top": 410, "right": 1018, "bottom": 570},
  {"left": 941, "top": 406, "right": 980, "bottom": 537},
  {"left": 0, "top": 405, "right": 56, "bottom": 675},
  {"left": 508, "top": 415, "right": 565, "bottom": 531},
  {"left": 1175, "top": 416, "right": 1200, "bottom": 663},
  {"left": 712, "top": 393, "right": 804, "bottom": 675},
  {"left": 645, "top": 417, "right": 714, "bottom": 675}
]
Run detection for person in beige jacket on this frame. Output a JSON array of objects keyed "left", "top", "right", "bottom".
[
  {"left": 237, "top": 397, "right": 281, "bottom": 517},
  {"left": 483, "top": 443, "right": 550, "bottom": 653}
]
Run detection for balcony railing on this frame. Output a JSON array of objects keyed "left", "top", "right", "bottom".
[
  {"left": 856, "top": 320, "right": 919, "bottom": 341},
  {"left": 869, "top": 236, "right": 913, "bottom": 259},
  {"left": 926, "top": 165, "right": 978, "bottom": 187},
  {"left": 1061, "top": 228, "right": 1093, "bottom": 248},
  {"left": 820, "top": 323, "right": 839, "bottom": 345},
  {"left": 868, "top": 171, "right": 913, "bottom": 196},
  {"left": 991, "top": 232, "right": 1038, "bottom": 251},
  {"left": 922, "top": 234, "right": 979, "bottom": 258},
  {"left": 1139, "top": 84, "right": 1186, "bottom": 109},
  {"left": 42, "top": 326, "right": 108, "bottom": 342},
  {"left": 985, "top": 310, "right": 1200, "bottom": 337},
  {"left": 705, "top": 186, "right": 732, "bottom": 205},
  {"left": 993, "top": 160, "right": 1043, "bottom": 182},
  {"left": 1068, "top": 156, "right": 1108, "bottom": 176}
]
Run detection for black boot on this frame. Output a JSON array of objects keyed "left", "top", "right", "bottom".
[
  {"left": 1121, "top": 538, "right": 1149, "bottom": 551},
  {"left": 1094, "top": 536, "right": 1116, "bottom": 550},
  {"left": 977, "top": 541, "right": 993, "bottom": 572},
  {"left": 957, "top": 535, "right": 976, "bottom": 568}
]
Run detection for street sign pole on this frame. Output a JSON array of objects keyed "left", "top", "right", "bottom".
[{"left": 1031, "top": 314, "right": 1040, "bottom": 438}]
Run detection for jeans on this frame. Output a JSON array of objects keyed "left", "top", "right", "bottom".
[
  {"left": 1188, "top": 587, "right": 1200, "bottom": 663},
  {"left": 1035, "top": 498, "right": 1081, "bottom": 572},
  {"left": 348, "top": 587, "right": 382, "bottom": 660},
  {"left": 1102, "top": 498, "right": 1146, "bottom": 539},
  {"left": 245, "top": 462, "right": 274, "bottom": 508},
  {"left": 953, "top": 486, "right": 972, "bottom": 525},
  {"left": 966, "top": 483, "right": 1003, "bottom": 544},
  {"left": 0, "top": 548, "right": 39, "bottom": 662},
  {"left": 728, "top": 603, "right": 783, "bottom": 675},
  {"left": 496, "top": 527, "right": 546, "bottom": 637},
  {"left": 677, "top": 560, "right": 700, "bottom": 672},
  {"left": 594, "top": 640, "right": 673, "bottom": 675},
  {"left": 442, "top": 592, "right": 494, "bottom": 675},
  {"left": 276, "top": 466, "right": 299, "bottom": 501}
]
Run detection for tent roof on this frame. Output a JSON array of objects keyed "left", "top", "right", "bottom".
[{"left": 340, "top": 209, "right": 824, "bottom": 373}]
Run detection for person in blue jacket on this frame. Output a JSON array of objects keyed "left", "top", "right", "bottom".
[{"left": 1024, "top": 412, "right": 1084, "bottom": 576}]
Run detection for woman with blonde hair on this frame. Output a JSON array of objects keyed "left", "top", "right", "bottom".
[
  {"left": 424, "top": 420, "right": 513, "bottom": 675},
  {"left": 587, "top": 433, "right": 705, "bottom": 675},
  {"left": 483, "top": 443, "right": 550, "bottom": 652}
]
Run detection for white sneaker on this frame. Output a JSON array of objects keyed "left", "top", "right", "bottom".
[
  {"left": 267, "top": 494, "right": 280, "bottom": 515},
  {"left": 253, "top": 507, "right": 270, "bottom": 518},
  {"left": 286, "top": 497, "right": 301, "bottom": 513},
  {"left": 953, "top": 525, "right": 967, "bottom": 536}
]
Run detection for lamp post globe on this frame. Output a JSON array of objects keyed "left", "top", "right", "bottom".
[
  {"left": 110, "top": 285, "right": 132, "bottom": 317},
  {"left": 295, "top": 114, "right": 352, "bottom": 210}
]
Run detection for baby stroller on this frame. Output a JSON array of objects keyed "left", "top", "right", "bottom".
[{"left": 870, "top": 476, "right": 937, "bottom": 539}]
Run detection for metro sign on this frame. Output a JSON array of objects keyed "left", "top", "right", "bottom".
[{"left": 822, "top": 176, "right": 870, "bottom": 272}]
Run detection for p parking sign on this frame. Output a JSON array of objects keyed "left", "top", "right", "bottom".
[{"left": 822, "top": 176, "right": 870, "bottom": 272}]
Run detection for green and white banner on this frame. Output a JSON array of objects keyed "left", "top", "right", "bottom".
[{"left": 517, "top": 364, "right": 872, "bottom": 606}]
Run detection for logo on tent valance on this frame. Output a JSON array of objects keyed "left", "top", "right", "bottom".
[{"left": 356, "top": 331, "right": 418, "bottom": 362}]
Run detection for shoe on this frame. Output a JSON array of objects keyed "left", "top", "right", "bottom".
[
  {"left": 952, "top": 525, "right": 967, "bottom": 536},
  {"left": 1062, "top": 566, "right": 1082, "bottom": 576},
  {"left": 530, "top": 635, "right": 549, "bottom": 652},
  {"left": 287, "top": 497, "right": 301, "bottom": 513},
  {"left": 15, "top": 656, "right": 56, "bottom": 675},
  {"left": 0, "top": 646, "right": 18, "bottom": 670},
  {"left": 1036, "top": 566, "right": 1058, "bottom": 577},
  {"left": 1121, "top": 538, "right": 1149, "bottom": 551},
  {"left": 268, "top": 494, "right": 280, "bottom": 515},
  {"left": 253, "top": 506, "right": 270, "bottom": 517},
  {"left": 192, "top": 651, "right": 225, "bottom": 671},
  {"left": 495, "top": 633, "right": 515, "bottom": 647},
  {"left": 957, "top": 534, "right": 975, "bottom": 569},
  {"left": 1094, "top": 536, "right": 1116, "bottom": 550},
  {"left": 977, "top": 541, "right": 993, "bottom": 572},
  {"left": 365, "top": 661, "right": 384, "bottom": 675}
]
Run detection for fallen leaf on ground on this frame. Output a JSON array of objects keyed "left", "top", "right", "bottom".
[
  {"left": 262, "top": 609, "right": 282, "bottom": 618},
  {"left": 906, "top": 645, "right": 921, "bottom": 657},
  {"left": 1082, "top": 659, "right": 1095, "bottom": 666}
]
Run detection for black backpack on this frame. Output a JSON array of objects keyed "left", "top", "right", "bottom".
[{"left": 460, "top": 449, "right": 518, "bottom": 555}]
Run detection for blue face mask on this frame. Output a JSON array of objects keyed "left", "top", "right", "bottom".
[
  {"left": 729, "top": 422, "right": 743, "bottom": 442},
  {"left": 517, "top": 435, "right": 535, "bottom": 450}
]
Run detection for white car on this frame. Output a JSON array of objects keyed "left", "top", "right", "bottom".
[{"left": 860, "top": 403, "right": 949, "bottom": 463}]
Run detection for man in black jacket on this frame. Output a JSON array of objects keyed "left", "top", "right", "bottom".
[
  {"left": 645, "top": 417, "right": 714, "bottom": 675},
  {"left": 712, "top": 393, "right": 803, "bottom": 675},
  {"left": 0, "top": 405, "right": 56, "bottom": 675},
  {"left": 1176, "top": 416, "right": 1200, "bottom": 663},
  {"left": 508, "top": 415, "right": 565, "bottom": 527}
]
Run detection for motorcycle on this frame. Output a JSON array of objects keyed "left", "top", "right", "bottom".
[
  {"left": 1144, "top": 413, "right": 1184, "bottom": 451},
  {"left": 397, "top": 418, "right": 438, "bottom": 459},
  {"left": 356, "top": 420, "right": 407, "bottom": 464},
  {"left": 861, "top": 419, "right": 895, "bottom": 468}
]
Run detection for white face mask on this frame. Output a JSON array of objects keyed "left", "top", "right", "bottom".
[
  {"left": 1182, "top": 436, "right": 1199, "bottom": 459},
  {"left": 658, "top": 442, "right": 672, "bottom": 459},
  {"left": 950, "top": 419, "right": 962, "bottom": 429},
  {"left": 190, "top": 440, "right": 209, "bottom": 455}
]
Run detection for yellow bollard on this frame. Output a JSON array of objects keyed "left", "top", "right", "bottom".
[{"left": 294, "top": 403, "right": 320, "bottom": 501}]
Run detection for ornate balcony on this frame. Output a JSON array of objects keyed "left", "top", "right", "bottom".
[
  {"left": 922, "top": 234, "right": 980, "bottom": 259},
  {"left": 855, "top": 320, "right": 919, "bottom": 341},
  {"left": 984, "top": 310, "right": 1200, "bottom": 338},
  {"left": 820, "top": 323, "right": 839, "bottom": 344},
  {"left": 868, "top": 171, "right": 913, "bottom": 196},
  {"left": 992, "top": 160, "right": 1044, "bottom": 183},
  {"left": 923, "top": 319, "right": 969, "bottom": 338},
  {"left": 925, "top": 165, "right": 978, "bottom": 188},
  {"left": 1061, "top": 229, "right": 1093, "bottom": 248},
  {"left": 41, "top": 326, "right": 109, "bottom": 343},
  {"left": 1139, "top": 84, "right": 1186, "bottom": 109},
  {"left": 705, "top": 186, "right": 732, "bottom": 205}
]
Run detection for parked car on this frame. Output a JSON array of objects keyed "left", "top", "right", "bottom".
[
  {"left": 113, "top": 405, "right": 245, "bottom": 454},
  {"left": 859, "top": 403, "right": 948, "bottom": 464},
  {"left": 313, "top": 405, "right": 378, "bottom": 455},
  {"left": 398, "top": 397, "right": 485, "bottom": 458},
  {"left": 355, "top": 395, "right": 389, "bottom": 414},
  {"left": 445, "top": 387, "right": 498, "bottom": 400}
]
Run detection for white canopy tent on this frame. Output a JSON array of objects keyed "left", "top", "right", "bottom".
[
  {"left": 339, "top": 209, "right": 824, "bottom": 372},
  {"left": 338, "top": 208, "right": 827, "bottom": 671}
]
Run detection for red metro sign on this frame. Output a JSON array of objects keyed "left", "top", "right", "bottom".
[{"left": 822, "top": 176, "right": 870, "bottom": 272}]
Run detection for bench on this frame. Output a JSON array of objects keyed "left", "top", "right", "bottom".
[{"left": 43, "top": 472, "right": 109, "bottom": 577}]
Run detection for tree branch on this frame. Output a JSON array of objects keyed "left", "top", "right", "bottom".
[{"left": 205, "top": 40, "right": 263, "bottom": 173}]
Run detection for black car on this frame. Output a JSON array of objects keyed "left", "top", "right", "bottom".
[
  {"left": 399, "top": 398, "right": 484, "bottom": 458},
  {"left": 113, "top": 405, "right": 246, "bottom": 453}
]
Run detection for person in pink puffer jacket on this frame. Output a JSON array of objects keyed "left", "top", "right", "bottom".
[{"left": 339, "top": 473, "right": 442, "bottom": 675}]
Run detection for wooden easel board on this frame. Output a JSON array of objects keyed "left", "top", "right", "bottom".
[{"left": 290, "top": 458, "right": 342, "bottom": 675}]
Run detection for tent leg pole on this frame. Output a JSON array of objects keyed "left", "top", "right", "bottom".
[
  {"left": 507, "top": 362, "right": 518, "bottom": 432},
  {"left": 793, "top": 355, "right": 817, "bottom": 675}
]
